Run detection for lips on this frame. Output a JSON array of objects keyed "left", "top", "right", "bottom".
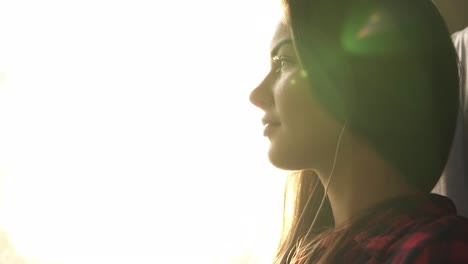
[
  {"left": 262, "top": 117, "right": 281, "bottom": 127},
  {"left": 262, "top": 117, "right": 281, "bottom": 137},
  {"left": 263, "top": 123, "right": 280, "bottom": 137}
]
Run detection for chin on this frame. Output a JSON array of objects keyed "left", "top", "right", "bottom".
[{"left": 268, "top": 147, "right": 307, "bottom": 171}]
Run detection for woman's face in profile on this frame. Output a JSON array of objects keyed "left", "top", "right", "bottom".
[{"left": 250, "top": 22, "right": 343, "bottom": 173}]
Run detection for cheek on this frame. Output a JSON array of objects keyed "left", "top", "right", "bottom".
[
  {"left": 273, "top": 76, "right": 343, "bottom": 168},
  {"left": 276, "top": 76, "right": 320, "bottom": 133}
]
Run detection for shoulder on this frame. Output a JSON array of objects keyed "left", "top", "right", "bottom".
[
  {"left": 452, "top": 26, "right": 468, "bottom": 47},
  {"left": 389, "top": 214, "right": 468, "bottom": 264}
]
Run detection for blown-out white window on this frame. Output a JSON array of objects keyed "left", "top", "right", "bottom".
[{"left": 0, "top": 1, "right": 286, "bottom": 263}]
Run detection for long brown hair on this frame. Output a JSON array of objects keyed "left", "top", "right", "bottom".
[
  {"left": 274, "top": 171, "right": 334, "bottom": 263},
  {"left": 274, "top": 0, "right": 460, "bottom": 263}
]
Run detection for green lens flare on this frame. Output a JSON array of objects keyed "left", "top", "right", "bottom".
[{"left": 341, "top": 9, "right": 405, "bottom": 55}]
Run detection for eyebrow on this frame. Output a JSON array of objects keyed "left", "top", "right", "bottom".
[{"left": 270, "top": 39, "right": 293, "bottom": 58}]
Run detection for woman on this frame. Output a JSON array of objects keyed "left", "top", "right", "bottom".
[{"left": 250, "top": 0, "right": 468, "bottom": 263}]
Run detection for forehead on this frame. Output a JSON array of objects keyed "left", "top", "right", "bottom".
[{"left": 270, "top": 22, "right": 293, "bottom": 55}]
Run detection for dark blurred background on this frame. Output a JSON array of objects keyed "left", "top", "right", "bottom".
[{"left": 433, "top": 0, "right": 468, "bottom": 34}]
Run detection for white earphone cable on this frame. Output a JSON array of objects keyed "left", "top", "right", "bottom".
[
  {"left": 306, "top": 123, "right": 346, "bottom": 237},
  {"left": 280, "top": 123, "right": 347, "bottom": 263}
]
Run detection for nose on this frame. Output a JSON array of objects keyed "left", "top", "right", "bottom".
[{"left": 249, "top": 74, "right": 274, "bottom": 110}]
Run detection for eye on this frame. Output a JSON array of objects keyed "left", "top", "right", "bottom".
[
  {"left": 273, "top": 56, "right": 294, "bottom": 73},
  {"left": 280, "top": 59, "right": 291, "bottom": 69}
]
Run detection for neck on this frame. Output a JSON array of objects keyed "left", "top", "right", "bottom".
[{"left": 316, "top": 134, "right": 421, "bottom": 227}]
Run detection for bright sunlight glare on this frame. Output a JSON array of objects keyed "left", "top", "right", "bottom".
[{"left": 0, "top": 0, "right": 287, "bottom": 263}]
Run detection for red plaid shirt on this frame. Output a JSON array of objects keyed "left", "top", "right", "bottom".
[{"left": 326, "top": 194, "right": 468, "bottom": 263}]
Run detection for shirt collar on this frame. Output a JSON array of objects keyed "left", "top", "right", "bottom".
[{"left": 350, "top": 194, "right": 457, "bottom": 257}]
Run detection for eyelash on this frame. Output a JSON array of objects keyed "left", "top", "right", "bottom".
[{"left": 273, "top": 56, "right": 293, "bottom": 72}]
